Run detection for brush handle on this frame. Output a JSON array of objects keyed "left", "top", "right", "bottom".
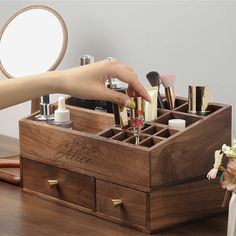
[
  {"left": 157, "top": 91, "right": 165, "bottom": 109},
  {"left": 165, "top": 87, "right": 175, "bottom": 109}
]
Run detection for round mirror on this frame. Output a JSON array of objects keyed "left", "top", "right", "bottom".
[{"left": 0, "top": 5, "right": 68, "bottom": 78}]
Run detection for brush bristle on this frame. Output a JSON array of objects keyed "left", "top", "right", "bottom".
[
  {"left": 160, "top": 75, "right": 176, "bottom": 88},
  {"left": 146, "top": 71, "right": 161, "bottom": 87}
]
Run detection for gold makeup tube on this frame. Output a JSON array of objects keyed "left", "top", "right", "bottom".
[
  {"left": 188, "top": 85, "right": 212, "bottom": 115},
  {"left": 113, "top": 88, "right": 129, "bottom": 129},
  {"left": 143, "top": 87, "right": 158, "bottom": 122},
  {"left": 165, "top": 87, "right": 175, "bottom": 110}
]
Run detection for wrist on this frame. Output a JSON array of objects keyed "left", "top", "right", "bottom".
[{"left": 40, "top": 70, "right": 63, "bottom": 94}]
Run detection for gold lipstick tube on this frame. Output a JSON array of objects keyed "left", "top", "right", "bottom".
[{"left": 188, "top": 85, "right": 212, "bottom": 116}]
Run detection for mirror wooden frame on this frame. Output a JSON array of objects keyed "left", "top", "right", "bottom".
[{"left": 0, "top": 5, "right": 68, "bottom": 113}]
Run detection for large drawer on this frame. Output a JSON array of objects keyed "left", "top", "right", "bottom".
[
  {"left": 96, "top": 180, "right": 147, "bottom": 227},
  {"left": 22, "top": 158, "right": 93, "bottom": 210}
]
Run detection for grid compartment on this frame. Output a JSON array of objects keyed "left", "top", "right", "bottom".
[
  {"left": 155, "top": 128, "right": 179, "bottom": 138},
  {"left": 175, "top": 103, "right": 224, "bottom": 116},
  {"left": 154, "top": 112, "right": 203, "bottom": 127},
  {"left": 157, "top": 109, "right": 170, "bottom": 117},
  {"left": 163, "top": 98, "right": 188, "bottom": 110},
  {"left": 99, "top": 128, "right": 121, "bottom": 138},
  {"left": 112, "top": 132, "right": 133, "bottom": 141},
  {"left": 143, "top": 125, "right": 165, "bottom": 135},
  {"left": 127, "top": 123, "right": 152, "bottom": 132},
  {"left": 139, "top": 137, "right": 163, "bottom": 148},
  {"left": 125, "top": 134, "right": 149, "bottom": 144}
]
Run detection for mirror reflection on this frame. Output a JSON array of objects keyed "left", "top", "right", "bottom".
[{"left": 0, "top": 6, "right": 67, "bottom": 78}]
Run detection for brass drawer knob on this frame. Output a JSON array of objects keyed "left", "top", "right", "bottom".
[
  {"left": 47, "top": 179, "right": 59, "bottom": 186},
  {"left": 111, "top": 199, "right": 123, "bottom": 208}
]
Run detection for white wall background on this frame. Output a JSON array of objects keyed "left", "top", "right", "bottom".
[{"left": 0, "top": 0, "right": 235, "bottom": 138}]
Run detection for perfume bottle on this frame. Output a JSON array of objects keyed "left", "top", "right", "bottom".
[
  {"left": 48, "top": 96, "right": 73, "bottom": 129},
  {"left": 35, "top": 95, "right": 54, "bottom": 121}
]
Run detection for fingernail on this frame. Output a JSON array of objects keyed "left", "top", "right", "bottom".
[
  {"left": 125, "top": 99, "right": 136, "bottom": 109},
  {"left": 148, "top": 95, "right": 152, "bottom": 103}
]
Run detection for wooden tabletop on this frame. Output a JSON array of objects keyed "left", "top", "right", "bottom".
[{"left": 0, "top": 134, "right": 228, "bottom": 236}]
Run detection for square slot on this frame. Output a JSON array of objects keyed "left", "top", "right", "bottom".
[
  {"left": 139, "top": 137, "right": 162, "bottom": 148},
  {"left": 125, "top": 135, "right": 149, "bottom": 144},
  {"left": 175, "top": 98, "right": 188, "bottom": 107},
  {"left": 127, "top": 123, "right": 152, "bottom": 132},
  {"left": 206, "top": 104, "right": 224, "bottom": 114},
  {"left": 155, "top": 128, "right": 179, "bottom": 138},
  {"left": 143, "top": 125, "right": 165, "bottom": 135},
  {"left": 175, "top": 103, "right": 188, "bottom": 113},
  {"left": 141, "top": 123, "right": 152, "bottom": 130},
  {"left": 154, "top": 112, "right": 202, "bottom": 127},
  {"left": 157, "top": 109, "right": 170, "bottom": 117},
  {"left": 112, "top": 132, "right": 133, "bottom": 141},
  {"left": 99, "top": 128, "right": 121, "bottom": 138},
  {"left": 163, "top": 98, "right": 188, "bottom": 110},
  {"left": 175, "top": 103, "right": 224, "bottom": 116}
]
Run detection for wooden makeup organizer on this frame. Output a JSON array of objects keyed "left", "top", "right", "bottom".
[{"left": 19, "top": 97, "right": 231, "bottom": 233}]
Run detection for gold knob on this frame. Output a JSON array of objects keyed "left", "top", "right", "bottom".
[
  {"left": 111, "top": 199, "right": 123, "bottom": 208},
  {"left": 47, "top": 179, "right": 59, "bottom": 186}
]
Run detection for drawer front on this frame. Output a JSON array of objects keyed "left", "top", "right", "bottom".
[
  {"left": 22, "top": 158, "right": 93, "bottom": 210},
  {"left": 96, "top": 180, "right": 147, "bottom": 226}
]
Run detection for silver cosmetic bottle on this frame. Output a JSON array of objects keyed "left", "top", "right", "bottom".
[
  {"left": 80, "top": 55, "right": 95, "bottom": 65},
  {"left": 35, "top": 95, "right": 54, "bottom": 121}
]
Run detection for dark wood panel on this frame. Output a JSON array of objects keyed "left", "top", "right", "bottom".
[
  {"left": 22, "top": 158, "right": 93, "bottom": 209},
  {"left": 0, "top": 133, "right": 229, "bottom": 235},
  {"left": 19, "top": 119, "right": 150, "bottom": 189},
  {"left": 64, "top": 104, "right": 114, "bottom": 134},
  {"left": 150, "top": 178, "right": 227, "bottom": 231},
  {"left": 0, "top": 181, "right": 227, "bottom": 236},
  {"left": 96, "top": 180, "right": 147, "bottom": 227},
  {"left": 151, "top": 105, "right": 231, "bottom": 187}
]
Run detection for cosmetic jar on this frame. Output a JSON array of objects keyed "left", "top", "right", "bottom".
[{"left": 168, "top": 119, "right": 186, "bottom": 129}]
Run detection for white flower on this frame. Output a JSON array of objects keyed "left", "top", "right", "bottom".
[
  {"left": 207, "top": 168, "right": 218, "bottom": 180},
  {"left": 225, "top": 150, "right": 236, "bottom": 158},
  {"left": 232, "top": 141, "right": 236, "bottom": 152},
  {"left": 207, "top": 150, "right": 224, "bottom": 180},
  {"left": 222, "top": 144, "right": 231, "bottom": 153},
  {"left": 213, "top": 150, "right": 224, "bottom": 169}
]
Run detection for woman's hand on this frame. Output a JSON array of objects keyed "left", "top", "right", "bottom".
[
  {"left": 0, "top": 60, "right": 150, "bottom": 110},
  {"left": 60, "top": 60, "right": 151, "bottom": 107}
]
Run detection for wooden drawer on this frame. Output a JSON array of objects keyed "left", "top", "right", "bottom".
[
  {"left": 22, "top": 158, "right": 93, "bottom": 210},
  {"left": 96, "top": 180, "right": 147, "bottom": 227}
]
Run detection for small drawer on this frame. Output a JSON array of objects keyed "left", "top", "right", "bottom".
[
  {"left": 22, "top": 158, "right": 93, "bottom": 210},
  {"left": 96, "top": 180, "right": 147, "bottom": 226}
]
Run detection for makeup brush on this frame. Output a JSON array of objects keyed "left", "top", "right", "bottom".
[
  {"left": 160, "top": 75, "right": 176, "bottom": 110},
  {"left": 146, "top": 71, "right": 164, "bottom": 109}
]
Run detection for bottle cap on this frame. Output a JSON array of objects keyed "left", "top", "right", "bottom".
[
  {"left": 80, "top": 55, "right": 95, "bottom": 65},
  {"left": 168, "top": 119, "right": 186, "bottom": 129},
  {"left": 54, "top": 97, "right": 70, "bottom": 122}
]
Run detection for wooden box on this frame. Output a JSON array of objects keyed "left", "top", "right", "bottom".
[{"left": 19, "top": 97, "right": 231, "bottom": 233}]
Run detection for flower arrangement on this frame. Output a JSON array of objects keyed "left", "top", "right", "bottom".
[{"left": 207, "top": 140, "right": 236, "bottom": 206}]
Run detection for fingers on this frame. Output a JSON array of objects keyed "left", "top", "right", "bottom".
[
  {"left": 108, "top": 61, "right": 151, "bottom": 102},
  {"left": 127, "top": 85, "right": 136, "bottom": 97},
  {"left": 100, "top": 87, "right": 130, "bottom": 107}
]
